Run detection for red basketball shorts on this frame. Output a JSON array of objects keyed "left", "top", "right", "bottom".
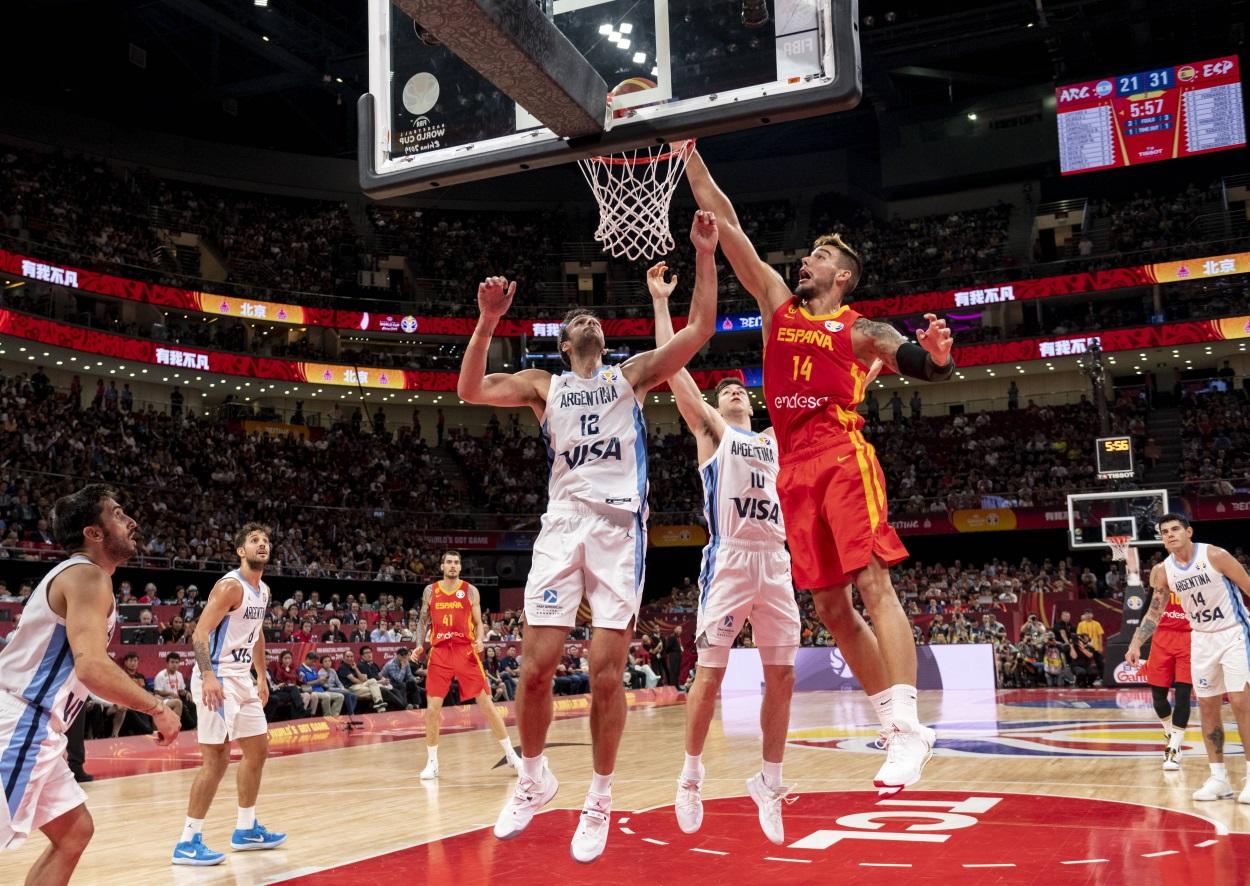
[
  {"left": 1144, "top": 629, "right": 1192, "bottom": 688},
  {"left": 426, "top": 642, "right": 487, "bottom": 699},
  {"left": 777, "top": 430, "right": 909, "bottom": 590}
]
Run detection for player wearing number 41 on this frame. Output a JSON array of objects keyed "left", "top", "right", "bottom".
[
  {"left": 1127, "top": 514, "right": 1250, "bottom": 804},
  {"left": 459, "top": 211, "right": 721, "bottom": 863},
  {"left": 413, "top": 550, "right": 523, "bottom": 780},
  {"left": 0, "top": 485, "right": 181, "bottom": 886},
  {"left": 684, "top": 147, "right": 956, "bottom": 794},
  {"left": 648, "top": 260, "right": 802, "bottom": 845},
  {"left": 173, "top": 523, "right": 285, "bottom": 866}
]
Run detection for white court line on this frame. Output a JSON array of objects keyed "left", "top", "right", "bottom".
[
  {"left": 860, "top": 862, "right": 912, "bottom": 868},
  {"left": 964, "top": 863, "right": 1017, "bottom": 868},
  {"left": 1142, "top": 850, "right": 1178, "bottom": 858},
  {"left": 642, "top": 837, "right": 668, "bottom": 846},
  {"left": 765, "top": 857, "right": 812, "bottom": 864},
  {"left": 1196, "top": 839, "right": 1220, "bottom": 848},
  {"left": 620, "top": 827, "right": 635, "bottom": 835},
  {"left": 618, "top": 816, "right": 630, "bottom": 824},
  {"left": 1061, "top": 859, "right": 1109, "bottom": 865},
  {"left": 691, "top": 847, "right": 728, "bottom": 856}
]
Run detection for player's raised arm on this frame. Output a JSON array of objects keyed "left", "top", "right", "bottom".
[
  {"left": 647, "top": 261, "right": 722, "bottom": 438},
  {"left": 851, "top": 312, "right": 955, "bottom": 382},
  {"left": 457, "top": 276, "right": 550, "bottom": 415},
  {"left": 684, "top": 148, "right": 790, "bottom": 317},
  {"left": 624, "top": 212, "right": 720, "bottom": 397},
  {"left": 60, "top": 565, "right": 181, "bottom": 744},
  {"left": 191, "top": 576, "right": 244, "bottom": 711},
  {"left": 1127, "top": 563, "right": 1169, "bottom": 665}
]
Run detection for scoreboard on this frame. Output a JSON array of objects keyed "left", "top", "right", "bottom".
[
  {"left": 1056, "top": 55, "right": 1246, "bottom": 175},
  {"left": 1096, "top": 436, "right": 1135, "bottom": 480}
]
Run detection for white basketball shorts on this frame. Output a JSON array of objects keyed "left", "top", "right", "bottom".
[
  {"left": 0, "top": 692, "right": 85, "bottom": 851},
  {"left": 695, "top": 540, "right": 801, "bottom": 650},
  {"left": 191, "top": 671, "right": 268, "bottom": 745},
  {"left": 525, "top": 501, "right": 646, "bottom": 630},
  {"left": 1191, "top": 627, "right": 1250, "bottom": 698}
]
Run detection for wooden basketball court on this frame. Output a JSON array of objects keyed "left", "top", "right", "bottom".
[{"left": 3, "top": 687, "right": 1248, "bottom": 885}]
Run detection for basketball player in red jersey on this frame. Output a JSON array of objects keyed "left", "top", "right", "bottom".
[
  {"left": 413, "top": 550, "right": 522, "bottom": 779},
  {"left": 1125, "top": 551, "right": 1192, "bottom": 772},
  {"left": 685, "top": 148, "right": 954, "bottom": 793}
]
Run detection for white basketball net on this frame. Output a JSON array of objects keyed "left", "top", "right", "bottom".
[
  {"left": 1107, "top": 535, "right": 1140, "bottom": 573},
  {"left": 578, "top": 142, "right": 693, "bottom": 262}
]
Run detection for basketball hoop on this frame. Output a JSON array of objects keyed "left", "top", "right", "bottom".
[
  {"left": 578, "top": 140, "right": 694, "bottom": 262},
  {"left": 1107, "top": 535, "right": 1140, "bottom": 574}
]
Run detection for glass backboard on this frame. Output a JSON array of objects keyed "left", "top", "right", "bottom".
[
  {"left": 1067, "top": 489, "right": 1171, "bottom": 550},
  {"left": 361, "top": 0, "right": 860, "bottom": 196}
]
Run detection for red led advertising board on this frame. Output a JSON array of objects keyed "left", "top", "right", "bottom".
[{"left": 1056, "top": 55, "right": 1246, "bottom": 175}]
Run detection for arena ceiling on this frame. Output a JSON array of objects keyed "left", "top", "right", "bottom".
[{"left": 4, "top": 0, "right": 1245, "bottom": 158}]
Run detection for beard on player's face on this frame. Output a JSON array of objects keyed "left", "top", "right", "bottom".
[{"left": 101, "top": 522, "right": 138, "bottom": 563}]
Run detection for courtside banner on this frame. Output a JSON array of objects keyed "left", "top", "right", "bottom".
[{"left": 6, "top": 245, "right": 1250, "bottom": 333}]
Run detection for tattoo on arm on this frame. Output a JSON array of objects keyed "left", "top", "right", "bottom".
[
  {"left": 1133, "top": 567, "right": 1169, "bottom": 647},
  {"left": 416, "top": 586, "right": 432, "bottom": 644},
  {"left": 852, "top": 317, "right": 906, "bottom": 372},
  {"left": 193, "top": 638, "right": 212, "bottom": 675}
]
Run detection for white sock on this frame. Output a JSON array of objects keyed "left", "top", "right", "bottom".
[
  {"left": 1212, "top": 762, "right": 1228, "bottom": 779},
  {"left": 1160, "top": 715, "right": 1173, "bottom": 735},
  {"left": 427, "top": 745, "right": 439, "bottom": 764},
  {"left": 681, "top": 753, "right": 705, "bottom": 781},
  {"left": 499, "top": 737, "right": 516, "bottom": 757},
  {"left": 888, "top": 684, "right": 919, "bottom": 729},
  {"left": 522, "top": 755, "right": 544, "bottom": 780},
  {"left": 590, "top": 770, "right": 613, "bottom": 797},
  {"left": 179, "top": 817, "right": 204, "bottom": 845},
  {"left": 761, "top": 760, "right": 783, "bottom": 789},
  {"left": 236, "top": 807, "right": 255, "bottom": 830},
  {"left": 869, "top": 689, "right": 893, "bottom": 729}
]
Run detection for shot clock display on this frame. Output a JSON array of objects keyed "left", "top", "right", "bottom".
[
  {"left": 1056, "top": 55, "right": 1246, "bottom": 175},
  {"left": 1096, "top": 436, "right": 1135, "bottom": 480}
]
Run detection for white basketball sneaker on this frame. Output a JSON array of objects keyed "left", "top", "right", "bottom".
[
  {"left": 494, "top": 759, "right": 560, "bottom": 839},
  {"left": 1162, "top": 730, "right": 1183, "bottom": 771},
  {"left": 570, "top": 792, "right": 612, "bottom": 863},
  {"left": 419, "top": 761, "right": 438, "bottom": 780},
  {"left": 1240, "top": 778, "right": 1250, "bottom": 805},
  {"left": 746, "top": 772, "right": 793, "bottom": 845},
  {"left": 675, "top": 777, "right": 704, "bottom": 834},
  {"left": 874, "top": 723, "right": 937, "bottom": 796},
  {"left": 1193, "top": 775, "right": 1234, "bottom": 801}
]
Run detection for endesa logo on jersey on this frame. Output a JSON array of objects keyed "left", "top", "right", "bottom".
[{"left": 772, "top": 393, "right": 830, "bottom": 410}]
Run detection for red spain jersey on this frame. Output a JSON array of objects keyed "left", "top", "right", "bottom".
[
  {"left": 428, "top": 580, "right": 474, "bottom": 646},
  {"left": 1156, "top": 588, "right": 1192, "bottom": 633},
  {"left": 763, "top": 301, "right": 871, "bottom": 456}
]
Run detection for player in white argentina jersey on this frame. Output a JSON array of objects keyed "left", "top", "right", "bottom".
[
  {"left": 172, "top": 523, "right": 285, "bottom": 866},
  {"left": 648, "top": 259, "right": 801, "bottom": 845},
  {"left": 461, "top": 211, "right": 720, "bottom": 863},
  {"left": 1128, "top": 513, "right": 1250, "bottom": 804},
  {"left": 0, "top": 484, "right": 180, "bottom": 885}
]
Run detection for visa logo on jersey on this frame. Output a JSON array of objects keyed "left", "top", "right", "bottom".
[{"left": 560, "top": 437, "right": 623, "bottom": 471}]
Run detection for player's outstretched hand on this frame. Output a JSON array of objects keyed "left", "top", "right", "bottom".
[
  {"left": 690, "top": 210, "right": 719, "bottom": 253},
  {"left": 647, "top": 261, "right": 678, "bottom": 301},
  {"left": 916, "top": 312, "right": 953, "bottom": 365},
  {"left": 477, "top": 276, "right": 517, "bottom": 319},
  {"left": 152, "top": 704, "right": 182, "bottom": 746}
]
